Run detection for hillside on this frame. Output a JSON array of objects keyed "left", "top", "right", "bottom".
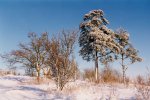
[{"left": 0, "top": 75, "right": 139, "bottom": 100}]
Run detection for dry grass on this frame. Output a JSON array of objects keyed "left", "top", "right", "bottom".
[
  {"left": 101, "top": 67, "right": 121, "bottom": 83},
  {"left": 135, "top": 85, "right": 150, "bottom": 100},
  {"left": 83, "top": 68, "right": 96, "bottom": 82},
  {"left": 135, "top": 74, "right": 150, "bottom": 100},
  {"left": 83, "top": 67, "right": 122, "bottom": 84}
]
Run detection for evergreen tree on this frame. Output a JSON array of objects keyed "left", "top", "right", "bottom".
[
  {"left": 79, "top": 10, "right": 122, "bottom": 82},
  {"left": 116, "top": 28, "right": 142, "bottom": 84}
]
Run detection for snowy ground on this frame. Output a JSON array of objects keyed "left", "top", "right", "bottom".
[{"left": 0, "top": 75, "right": 138, "bottom": 100}]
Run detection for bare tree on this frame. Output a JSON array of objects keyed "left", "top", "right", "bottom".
[
  {"left": 45, "top": 30, "right": 78, "bottom": 90},
  {"left": 1, "top": 32, "right": 49, "bottom": 83}
]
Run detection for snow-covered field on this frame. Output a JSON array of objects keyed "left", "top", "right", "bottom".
[{"left": 0, "top": 75, "right": 138, "bottom": 100}]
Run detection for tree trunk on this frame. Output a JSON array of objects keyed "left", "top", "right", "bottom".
[
  {"left": 37, "top": 70, "right": 40, "bottom": 83},
  {"left": 57, "top": 67, "right": 61, "bottom": 90},
  {"left": 74, "top": 69, "right": 77, "bottom": 81},
  {"left": 74, "top": 64, "right": 77, "bottom": 81},
  {"left": 43, "top": 68, "right": 47, "bottom": 79},
  {"left": 57, "top": 75, "right": 60, "bottom": 90},
  {"left": 121, "top": 54, "right": 125, "bottom": 84},
  {"left": 95, "top": 50, "right": 99, "bottom": 83},
  {"left": 36, "top": 63, "right": 40, "bottom": 83}
]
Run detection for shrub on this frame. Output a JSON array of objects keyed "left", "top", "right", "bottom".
[
  {"left": 83, "top": 68, "right": 96, "bottom": 82},
  {"left": 136, "top": 75, "right": 145, "bottom": 85},
  {"left": 135, "top": 84, "right": 150, "bottom": 100},
  {"left": 101, "top": 67, "right": 121, "bottom": 83},
  {"left": 135, "top": 74, "right": 150, "bottom": 100}
]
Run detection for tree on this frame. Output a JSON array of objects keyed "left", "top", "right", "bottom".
[
  {"left": 116, "top": 28, "right": 142, "bottom": 84},
  {"left": 79, "top": 9, "right": 122, "bottom": 82},
  {"left": 28, "top": 32, "right": 48, "bottom": 82},
  {"left": 1, "top": 32, "right": 49, "bottom": 83},
  {"left": 45, "top": 30, "right": 78, "bottom": 90}
]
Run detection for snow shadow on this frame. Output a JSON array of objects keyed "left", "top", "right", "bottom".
[
  {"left": 18, "top": 86, "right": 45, "bottom": 92},
  {"left": 18, "top": 86, "right": 50, "bottom": 100},
  {"left": 1, "top": 76, "right": 28, "bottom": 82},
  {"left": 119, "top": 97, "right": 136, "bottom": 100}
]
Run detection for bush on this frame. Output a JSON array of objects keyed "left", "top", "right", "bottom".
[
  {"left": 135, "top": 74, "right": 150, "bottom": 100},
  {"left": 135, "top": 84, "right": 150, "bottom": 100},
  {"left": 83, "top": 68, "right": 96, "bottom": 82},
  {"left": 136, "top": 75, "right": 145, "bottom": 85},
  {"left": 101, "top": 67, "right": 121, "bottom": 83}
]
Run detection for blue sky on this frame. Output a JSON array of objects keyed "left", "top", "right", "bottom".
[{"left": 0, "top": 0, "right": 150, "bottom": 77}]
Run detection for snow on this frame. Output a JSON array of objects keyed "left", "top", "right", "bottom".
[{"left": 0, "top": 75, "right": 138, "bottom": 100}]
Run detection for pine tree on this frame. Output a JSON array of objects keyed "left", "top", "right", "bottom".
[
  {"left": 116, "top": 28, "right": 142, "bottom": 84},
  {"left": 79, "top": 10, "right": 121, "bottom": 82}
]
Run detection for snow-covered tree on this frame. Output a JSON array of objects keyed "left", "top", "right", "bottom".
[
  {"left": 79, "top": 10, "right": 122, "bottom": 82},
  {"left": 115, "top": 28, "right": 142, "bottom": 84}
]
